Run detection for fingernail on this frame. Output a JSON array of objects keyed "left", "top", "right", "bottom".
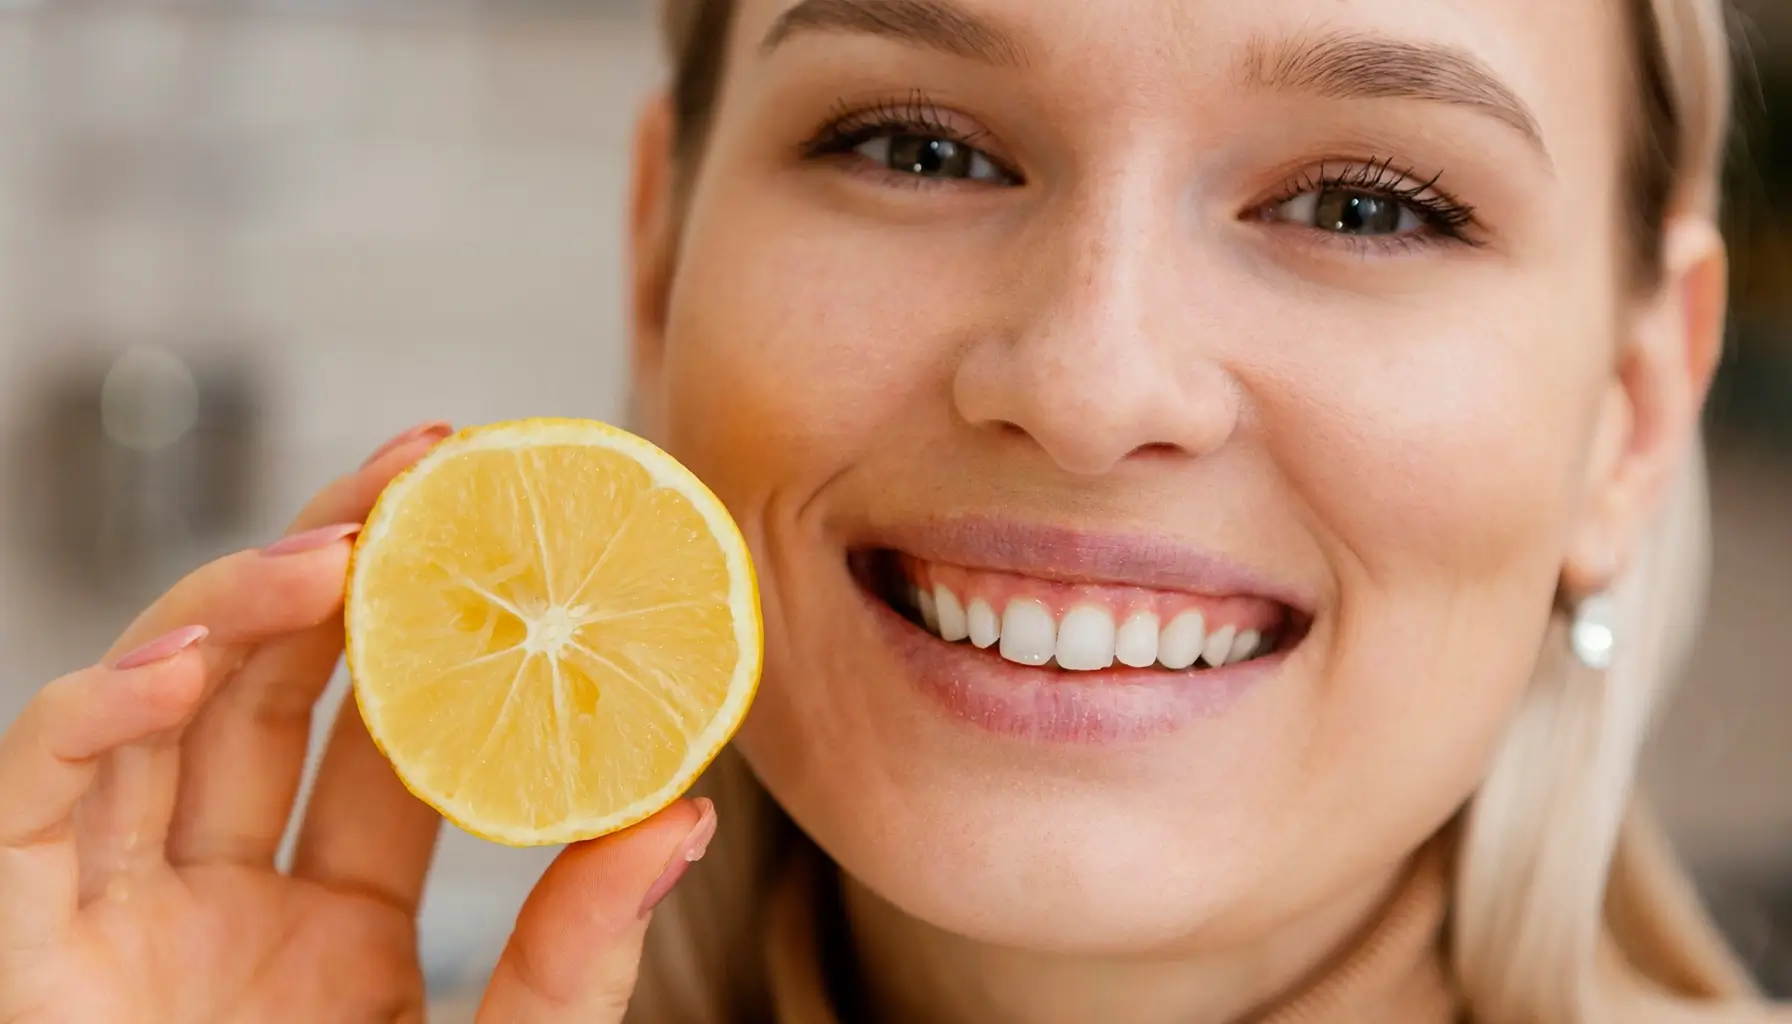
[
  {"left": 262, "top": 523, "right": 362, "bottom": 557},
  {"left": 114, "top": 625, "right": 209, "bottom": 670},
  {"left": 640, "top": 798, "right": 717, "bottom": 918},
  {"left": 361, "top": 420, "right": 454, "bottom": 469}
]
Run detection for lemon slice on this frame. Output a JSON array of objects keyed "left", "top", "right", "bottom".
[{"left": 344, "top": 418, "right": 761, "bottom": 846}]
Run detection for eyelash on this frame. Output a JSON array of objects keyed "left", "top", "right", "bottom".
[
  {"left": 1261, "top": 157, "right": 1484, "bottom": 252},
  {"left": 800, "top": 95, "right": 1483, "bottom": 252},
  {"left": 800, "top": 91, "right": 1018, "bottom": 185}
]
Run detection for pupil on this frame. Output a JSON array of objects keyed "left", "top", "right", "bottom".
[
  {"left": 1315, "top": 191, "right": 1401, "bottom": 235},
  {"left": 888, "top": 135, "right": 969, "bottom": 177}
]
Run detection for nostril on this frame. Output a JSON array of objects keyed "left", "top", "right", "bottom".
[{"left": 1126, "top": 442, "right": 1185, "bottom": 460}]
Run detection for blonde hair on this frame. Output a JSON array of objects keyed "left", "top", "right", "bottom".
[{"left": 631, "top": 1, "right": 1751, "bottom": 1021}]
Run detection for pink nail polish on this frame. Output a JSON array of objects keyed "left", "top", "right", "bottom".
[
  {"left": 114, "top": 625, "right": 209, "bottom": 670},
  {"left": 262, "top": 523, "right": 362, "bottom": 557},
  {"left": 361, "top": 421, "right": 454, "bottom": 468},
  {"left": 640, "top": 799, "right": 718, "bottom": 918}
]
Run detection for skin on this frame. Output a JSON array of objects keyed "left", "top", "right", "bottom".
[{"left": 0, "top": 0, "right": 1726, "bottom": 1021}]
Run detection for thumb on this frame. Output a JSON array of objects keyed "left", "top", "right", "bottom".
[{"left": 476, "top": 798, "right": 717, "bottom": 1023}]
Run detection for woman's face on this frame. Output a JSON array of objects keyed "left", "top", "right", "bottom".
[{"left": 631, "top": 0, "right": 1716, "bottom": 951}]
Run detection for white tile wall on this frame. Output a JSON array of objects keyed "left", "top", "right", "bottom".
[{"left": 0, "top": 7, "right": 661, "bottom": 993}]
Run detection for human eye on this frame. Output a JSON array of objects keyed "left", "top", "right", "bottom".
[
  {"left": 800, "top": 92, "right": 1019, "bottom": 187},
  {"left": 1253, "top": 158, "right": 1483, "bottom": 253}
]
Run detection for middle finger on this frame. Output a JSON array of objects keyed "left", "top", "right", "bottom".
[{"left": 165, "top": 426, "right": 452, "bottom": 868}]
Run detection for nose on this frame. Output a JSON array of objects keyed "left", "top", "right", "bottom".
[{"left": 952, "top": 203, "right": 1239, "bottom": 477}]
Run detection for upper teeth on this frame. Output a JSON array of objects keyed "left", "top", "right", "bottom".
[{"left": 911, "top": 583, "right": 1268, "bottom": 672}]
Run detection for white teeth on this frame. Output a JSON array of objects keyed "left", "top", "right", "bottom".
[
  {"left": 1232, "top": 628, "right": 1261, "bottom": 665},
  {"left": 917, "top": 588, "right": 940, "bottom": 634},
  {"left": 998, "top": 600, "right": 1057, "bottom": 667},
  {"left": 967, "top": 598, "right": 1001, "bottom": 649},
  {"left": 1115, "top": 611, "right": 1160, "bottom": 668},
  {"left": 904, "top": 577, "right": 1275, "bottom": 671},
  {"left": 1055, "top": 605, "right": 1116, "bottom": 671},
  {"left": 1202, "top": 624, "right": 1237, "bottom": 668},
  {"left": 1157, "top": 611, "right": 1206, "bottom": 670},
  {"left": 934, "top": 585, "right": 970, "bottom": 643}
]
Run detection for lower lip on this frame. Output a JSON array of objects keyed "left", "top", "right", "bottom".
[{"left": 855, "top": 584, "right": 1286, "bottom": 743}]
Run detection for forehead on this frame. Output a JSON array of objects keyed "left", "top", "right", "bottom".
[{"left": 722, "top": 0, "right": 1632, "bottom": 168}]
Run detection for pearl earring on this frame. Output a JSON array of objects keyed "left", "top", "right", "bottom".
[{"left": 1569, "top": 592, "right": 1619, "bottom": 671}]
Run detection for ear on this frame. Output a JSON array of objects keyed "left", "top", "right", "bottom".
[
  {"left": 1562, "top": 217, "right": 1728, "bottom": 596},
  {"left": 628, "top": 92, "right": 679, "bottom": 434}
]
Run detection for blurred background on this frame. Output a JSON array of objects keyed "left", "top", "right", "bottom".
[{"left": 0, "top": 0, "right": 1785, "bottom": 1004}]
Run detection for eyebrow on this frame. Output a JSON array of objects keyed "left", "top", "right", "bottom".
[
  {"left": 761, "top": 0, "right": 1027, "bottom": 66},
  {"left": 760, "top": 5, "right": 1547, "bottom": 161},
  {"left": 1240, "top": 31, "right": 1550, "bottom": 161}
]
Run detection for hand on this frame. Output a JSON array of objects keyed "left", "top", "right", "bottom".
[{"left": 0, "top": 422, "right": 718, "bottom": 1023}]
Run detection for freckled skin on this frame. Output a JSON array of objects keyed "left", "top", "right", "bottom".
[{"left": 631, "top": 0, "right": 1719, "bottom": 998}]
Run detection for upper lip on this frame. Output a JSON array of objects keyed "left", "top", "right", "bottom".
[{"left": 851, "top": 516, "right": 1314, "bottom": 612}]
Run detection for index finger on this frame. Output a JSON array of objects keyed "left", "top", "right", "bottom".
[{"left": 104, "top": 421, "right": 453, "bottom": 662}]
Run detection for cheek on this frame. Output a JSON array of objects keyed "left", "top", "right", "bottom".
[
  {"left": 655, "top": 194, "right": 949, "bottom": 510},
  {"left": 651, "top": 187, "right": 964, "bottom": 821},
  {"left": 1258, "top": 283, "right": 1615, "bottom": 588},
  {"left": 1253, "top": 279, "right": 1617, "bottom": 835}
]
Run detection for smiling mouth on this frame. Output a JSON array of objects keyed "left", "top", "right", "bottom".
[{"left": 849, "top": 549, "right": 1305, "bottom": 675}]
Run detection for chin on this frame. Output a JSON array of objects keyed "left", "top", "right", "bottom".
[{"left": 849, "top": 785, "right": 1282, "bottom": 956}]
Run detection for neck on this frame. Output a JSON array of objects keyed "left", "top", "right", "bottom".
[{"left": 837, "top": 859, "right": 1416, "bottom": 1024}]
